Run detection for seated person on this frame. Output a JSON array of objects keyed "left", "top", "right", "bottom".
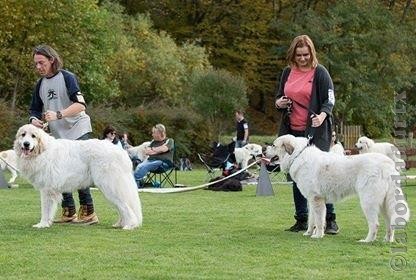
[
  {"left": 329, "top": 131, "right": 346, "bottom": 156},
  {"left": 102, "top": 125, "right": 123, "bottom": 149},
  {"left": 134, "top": 124, "right": 174, "bottom": 188}
]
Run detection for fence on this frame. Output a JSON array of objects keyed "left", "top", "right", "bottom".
[{"left": 339, "top": 125, "right": 361, "bottom": 149}]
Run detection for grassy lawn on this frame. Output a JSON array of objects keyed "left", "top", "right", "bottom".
[{"left": 0, "top": 169, "right": 415, "bottom": 279}]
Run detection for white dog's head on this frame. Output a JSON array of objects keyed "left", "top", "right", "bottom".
[
  {"left": 355, "top": 136, "right": 374, "bottom": 153},
  {"left": 265, "top": 135, "right": 308, "bottom": 171},
  {"left": 243, "top": 143, "right": 263, "bottom": 157},
  {"left": 14, "top": 124, "right": 50, "bottom": 158},
  {"left": 127, "top": 141, "right": 151, "bottom": 162}
]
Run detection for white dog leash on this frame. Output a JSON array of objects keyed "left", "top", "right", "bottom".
[
  {"left": 0, "top": 156, "right": 20, "bottom": 173},
  {"left": 138, "top": 159, "right": 261, "bottom": 194}
]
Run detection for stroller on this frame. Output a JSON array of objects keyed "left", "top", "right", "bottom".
[{"left": 197, "top": 141, "right": 236, "bottom": 181}]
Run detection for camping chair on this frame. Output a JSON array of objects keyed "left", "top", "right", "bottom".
[
  {"left": 144, "top": 140, "right": 177, "bottom": 188},
  {"left": 144, "top": 161, "right": 177, "bottom": 188},
  {"left": 198, "top": 141, "right": 236, "bottom": 181}
]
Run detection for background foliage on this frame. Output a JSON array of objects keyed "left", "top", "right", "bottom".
[{"left": 0, "top": 0, "right": 415, "bottom": 153}]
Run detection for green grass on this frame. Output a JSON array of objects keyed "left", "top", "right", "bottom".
[{"left": 0, "top": 169, "right": 415, "bottom": 279}]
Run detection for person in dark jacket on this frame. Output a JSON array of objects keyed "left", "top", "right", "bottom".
[{"left": 274, "top": 35, "right": 339, "bottom": 234}]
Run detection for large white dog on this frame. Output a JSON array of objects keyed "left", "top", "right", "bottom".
[
  {"left": 14, "top": 124, "right": 142, "bottom": 230},
  {"left": 266, "top": 134, "right": 410, "bottom": 242},
  {"left": 234, "top": 143, "right": 263, "bottom": 169},
  {"left": 355, "top": 136, "right": 403, "bottom": 163},
  {"left": 0, "top": 149, "right": 18, "bottom": 184}
]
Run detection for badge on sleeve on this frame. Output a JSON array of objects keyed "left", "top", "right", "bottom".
[
  {"left": 76, "top": 93, "right": 85, "bottom": 103},
  {"left": 328, "top": 89, "right": 335, "bottom": 105}
]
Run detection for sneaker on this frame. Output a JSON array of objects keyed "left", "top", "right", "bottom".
[
  {"left": 72, "top": 205, "right": 99, "bottom": 225},
  {"left": 285, "top": 220, "right": 308, "bottom": 232},
  {"left": 325, "top": 220, "right": 339, "bottom": 235},
  {"left": 54, "top": 207, "right": 78, "bottom": 223}
]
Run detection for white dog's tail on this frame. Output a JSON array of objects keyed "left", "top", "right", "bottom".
[{"left": 385, "top": 174, "right": 410, "bottom": 228}]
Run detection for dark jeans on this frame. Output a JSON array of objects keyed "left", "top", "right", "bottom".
[
  {"left": 61, "top": 133, "right": 94, "bottom": 208},
  {"left": 287, "top": 129, "right": 335, "bottom": 217}
]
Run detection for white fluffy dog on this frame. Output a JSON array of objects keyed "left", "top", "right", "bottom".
[
  {"left": 127, "top": 141, "right": 151, "bottom": 162},
  {"left": 330, "top": 143, "right": 345, "bottom": 156},
  {"left": 234, "top": 143, "right": 263, "bottom": 169},
  {"left": 0, "top": 149, "right": 18, "bottom": 184},
  {"left": 14, "top": 124, "right": 142, "bottom": 230},
  {"left": 266, "top": 134, "right": 409, "bottom": 242},
  {"left": 355, "top": 136, "right": 403, "bottom": 163}
]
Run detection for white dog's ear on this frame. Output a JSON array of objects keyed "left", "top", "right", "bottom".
[{"left": 282, "top": 141, "right": 294, "bottom": 155}]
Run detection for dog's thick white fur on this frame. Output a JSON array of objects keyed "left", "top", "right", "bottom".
[
  {"left": 329, "top": 142, "right": 345, "bottom": 156},
  {"left": 0, "top": 149, "right": 18, "bottom": 184},
  {"left": 266, "top": 134, "right": 410, "bottom": 242},
  {"left": 14, "top": 124, "right": 142, "bottom": 230},
  {"left": 234, "top": 143, "right": 263, "bottom": 169},
  {"left": 127, "top": 141, "right": 151, "bottom": 162},
  {"left": 355, "top": 136, "right": 403, "bottom": 163}
]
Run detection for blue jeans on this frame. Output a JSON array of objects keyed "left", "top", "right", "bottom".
[
  {"left": 61, "top": 132, "right": 94, "bottom": 208},
  {"left": 134, "top": 159, "right": 170, "bottom": 187}
]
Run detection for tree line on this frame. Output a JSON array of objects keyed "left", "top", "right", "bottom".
[{"left": 0, "top": 0, "right": 415, "bottom": 155}]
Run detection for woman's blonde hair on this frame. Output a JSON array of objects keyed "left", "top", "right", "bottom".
[{"left": 286, "top": 35, "right": 318, "bottom": 68}]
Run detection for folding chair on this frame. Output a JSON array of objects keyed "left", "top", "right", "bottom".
[
  {"left": 197, "top": 141, "right": 236, "bottom": 181},
  {"left": 198, "top": 153, "right": 230, "bottom": 181},
  {"left": 145, "top": 162, "right": 177, "bottom": 188}
]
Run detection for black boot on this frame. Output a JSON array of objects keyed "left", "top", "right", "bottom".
[
  {"left": 285, "top": 214, "right": 308, "bottom": 232},
  {"left": 325, "top": 213, "right": 339, "bottom": 234}
]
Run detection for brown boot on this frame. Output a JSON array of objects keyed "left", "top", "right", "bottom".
[
  {"left": 54, "top": 206, "right": 78, "bottom": 223},
  {"left": 73, "top": 204, "right": 99, "bottom": 225}
]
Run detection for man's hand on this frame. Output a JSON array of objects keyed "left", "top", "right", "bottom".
[
  {"left": 31, "top": 118, "right": 44, "bottom": 128},
  {"left": 43, "top": 110, "right": 59, "bottom": 122}
]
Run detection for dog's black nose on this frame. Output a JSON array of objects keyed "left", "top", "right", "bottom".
[{"left": 23, "top": 141, "right": 30, "bottom": 148}]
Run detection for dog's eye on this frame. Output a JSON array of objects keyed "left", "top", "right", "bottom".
[
  {"left": 31, "top": 134, "right": 36, "bottom": 138},
  {"left": 21, "top": 133, "right": 26, "bottom": 137}
]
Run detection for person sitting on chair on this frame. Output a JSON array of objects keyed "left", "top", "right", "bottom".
[{"left": 134, "top": 124, "right": 174, "bottom": 188}]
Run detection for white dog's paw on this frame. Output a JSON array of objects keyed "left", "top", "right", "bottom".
[
  {"left": 358, "top": 239, "right": 373, "bottom": 243},
  {"left": 112, "top": 223, "right": 122, "bottom": 228},
  {"left": 122, "top": 224, "right": 137, "bottom": 230},
  {"left": 32, "top": 222, "right": 51, "bottom": 228},
  {"left": 303, "top": 231, "right": 312, "bottom": 236},
  {"left": 311, "top": 233, "right": 324, "bottom": 239}
]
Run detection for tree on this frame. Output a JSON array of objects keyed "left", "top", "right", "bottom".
[{"left": 189, "top": 68, "right": 248, "bottom": 137}]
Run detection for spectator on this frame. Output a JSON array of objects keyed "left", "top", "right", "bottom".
[
  {"left": 29, "top": 44, "right": 98, "bottom": 225},
  {"left": 134, "top": 124, "right": 174, "bottom": 188},
  {"left": 235, "top": 110, "right": 249, "bottom": 148},
  {"left": 120, "top": 132, "right": 133, "bottom": 150},
  {"left": 102, "top": 125, "right": 123, "bottom": 149}
]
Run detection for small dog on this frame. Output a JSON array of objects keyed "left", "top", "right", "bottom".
[
  {"left": 0, "top": 149, "right": 18, "bottom": 184},
  {"left": 355, "top": 136, "right": 404, "bottom": 163},
  {"left": 234, "top": 143, "right": 263, "bottom": 169}
]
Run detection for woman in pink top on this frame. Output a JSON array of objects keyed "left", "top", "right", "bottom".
[{"left": 274, "top": 35, "right": 339, "bottom": 234}]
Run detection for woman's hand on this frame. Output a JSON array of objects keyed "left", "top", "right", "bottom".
[
  {"left": 311, "top": 112, "right": 327, "bottom": 127},
  {"left": 275, "top": 96, "right": 292, "bottom": 109}
]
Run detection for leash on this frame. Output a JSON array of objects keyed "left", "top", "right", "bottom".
[
  {"left": 0, "top": 156, "right": 20, "bottom": 173},
  {"left": 138, "top": 159, "right": 261, "bottom": 194}
]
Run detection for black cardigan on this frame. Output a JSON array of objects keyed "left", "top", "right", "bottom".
[{"left": 275, "top": 64, "right": 335, "bottom": 151}]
